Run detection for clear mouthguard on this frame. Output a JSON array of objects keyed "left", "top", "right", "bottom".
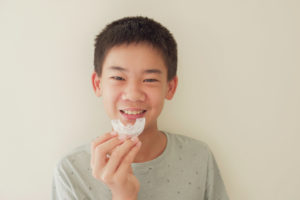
[{"left": 111, "top": 118, "right": 145, "bottom": 137}]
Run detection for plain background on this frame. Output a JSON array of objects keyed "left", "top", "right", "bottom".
[{"left": 0, "top": 0, "right": 299, "bottom": 199}]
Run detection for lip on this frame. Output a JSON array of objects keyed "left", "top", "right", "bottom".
[
  {"left": 119, "top": 108, "right": 146, "bottom": 111},
  {"left": 119, "top": 109, "right": 147, "bottom": 120}
]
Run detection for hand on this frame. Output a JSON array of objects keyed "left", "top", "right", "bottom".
[{"left": 91, "top": 132, "right": 142, "bottom": 200}]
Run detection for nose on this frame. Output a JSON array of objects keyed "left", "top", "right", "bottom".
[{"left": 121, "top": 81, "right": 146, "bottom": 102}]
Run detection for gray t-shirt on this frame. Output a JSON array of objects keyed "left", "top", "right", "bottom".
[{"left": 52, "top": 131, "right": 229, "bottom": 200}]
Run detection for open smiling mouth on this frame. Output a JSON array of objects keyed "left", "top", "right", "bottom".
[
  {"left": 120, "top": 110, "right": 147, "bottom": 115},
  {"left": 119, "top": 109, "right": 147, "bottom": 120}
]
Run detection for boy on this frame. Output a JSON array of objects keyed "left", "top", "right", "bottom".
[{"left": 52, "top": 16, "right": 229, "bottom": 200}]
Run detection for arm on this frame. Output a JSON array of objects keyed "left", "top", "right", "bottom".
[
  {"left": 52, "top": 162, "right": 77, "bottom": 200},
  {"left": 204, "top": 149, "right": 230, "bottom": 200}
]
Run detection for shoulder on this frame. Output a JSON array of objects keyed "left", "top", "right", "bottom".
[
  {"left": 54, "top": 143, "right": 91, "bottom": 175},
  {"left": 166, "top": 132, "right": 210, "bottom": 151},
  {"left": 164, "top": 131, "right": 214, "bottom": 162}
]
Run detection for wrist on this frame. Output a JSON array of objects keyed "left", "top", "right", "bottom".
[{"left": 112, "top": 194, "right": 137, "bottom": 200}]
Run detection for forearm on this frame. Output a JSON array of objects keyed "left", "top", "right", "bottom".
[{"left": 112, "top": 194, "right": 137, "bottom": 200}]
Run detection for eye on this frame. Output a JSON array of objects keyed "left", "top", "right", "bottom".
[
  {"left": 111, "top": 76, "right": 125, "bottom": 81},
  {"left": 144, "top": 79, "right": 158, "bottom": 83}
]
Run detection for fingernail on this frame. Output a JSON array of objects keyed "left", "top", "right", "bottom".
[
  {"left": 131, "top": 136, "right": 138, "bottom": 142},
  {"left": 136, "top": 141, "right": 142, "bottom": 147},
  {"left": 110, "top": 131, "right": 117, "bottom": 136},
  {"left": 118, "top": 135, "right": 127, "bottom": 140}
]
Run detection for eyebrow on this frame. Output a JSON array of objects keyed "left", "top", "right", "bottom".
[
  {"left": 109, "top": 66, "right": 127, "bottom": 72},
  {"left": 108, "top": 66, "right": 162, "bottom": 74}
]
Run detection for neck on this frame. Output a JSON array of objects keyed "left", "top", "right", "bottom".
[{"left": 133, "top": 127, "right": 167, "bottom": 163}]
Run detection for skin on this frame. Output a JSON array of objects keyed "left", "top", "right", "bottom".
[{"left": 91, "top": 43, "right": 178, "bottom": 200}]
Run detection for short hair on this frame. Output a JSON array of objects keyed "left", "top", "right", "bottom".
[{"left": 94, "top": 16, "right": 177, "bottom": 81}]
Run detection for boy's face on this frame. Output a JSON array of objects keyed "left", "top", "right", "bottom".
[{"left": 92, "top": 43, "right": 177, "bottom": 133}]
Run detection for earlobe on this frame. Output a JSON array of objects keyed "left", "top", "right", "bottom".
[
  {"left": 91, "top": 72, "right": 102, "bottom": 97},
  {"left": 166, "top": 76, "right": 178, "bottom": 100}
]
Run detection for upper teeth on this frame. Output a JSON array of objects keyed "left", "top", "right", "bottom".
[{"left": 123, "top": 110, "right": 144, "bottom": 115}]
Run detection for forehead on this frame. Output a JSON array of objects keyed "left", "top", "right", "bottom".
[{"left": 102, "top": 43, "right": 167, "bottom": 75}]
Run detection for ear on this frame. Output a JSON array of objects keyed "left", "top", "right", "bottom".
[
  {"left": 91, "top": 72, "right": 102, "bottom": 97},
  {"left": 165, "top": 76, "right": 178, "bottom": 100}
]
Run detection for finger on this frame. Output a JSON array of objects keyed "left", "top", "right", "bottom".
[
  {"left": 92, "top": 137, "right": 125, "bottom": 180},
  {"left": 107, "top": 135, "right": 130, "bottom": 156},
  {"left": 91, "top": 132, "right": 115, "bottom": 166},
  {"left": 90, "top": 132, "right": 117, "bottom": 167},
  {"left": 115, "top": 140, "right": 142, "bottom": 178},
  {"left": 101, "top": 138, "right": 139, "bottom": 182},
  {"left": 92, "top": 136, "right": 123, "bottom": 171}
]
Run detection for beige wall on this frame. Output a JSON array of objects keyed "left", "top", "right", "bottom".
[{"left": 1, "top": 0, "right": 299, "bottom": 199}]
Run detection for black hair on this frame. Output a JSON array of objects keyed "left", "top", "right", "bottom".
[{"left": 94, "top": 16, "right": 177, "bottom": 81}]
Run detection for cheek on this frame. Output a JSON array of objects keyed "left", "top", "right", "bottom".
[
  {"left": 149, "top": 89, "right": 166, "bottom": 112},
  {"left": 102, "top": 87, "right": 120, "bottom": 113}
]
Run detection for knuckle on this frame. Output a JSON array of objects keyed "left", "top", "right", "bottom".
[
  {"left": 95, "top": 145, "right": 104, "bottom": 153},
  {"left": 104, "top": 132, "right": 111, "bottom": 136},
  {"left": 92, "top": 171, "right": 100, "bottom": 180},
  {"left": 91, "top": 141, "right": 97, "bottom": 148},
  {"left": 124, "top": 139, "right": 133, "bottom": 144},
  {"left": 128, "top": 140, "right": 136, "bottom": 147},
  {"left": 95, "top": 146, "right": 107, "bottom": 157},
  {"left": 91, "top": 133, "right": 110, "bottom": 145},
  {"left": 111, "top": 150, "right": 122, "bottom": 159},
  {"left": 101, "top": 174, "right": 113, "bottom": 184}
]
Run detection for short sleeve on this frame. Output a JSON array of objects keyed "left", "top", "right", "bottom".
[
  {"left": 204, "top": 149, "right": 229, "bottom": 200},
  {"left": 52, "top": 162, "right": 77, "bottom": 200}
]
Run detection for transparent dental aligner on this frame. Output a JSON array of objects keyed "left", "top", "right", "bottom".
[{"left": 111, "top": 118, "right": 145, "bottom": 137}]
